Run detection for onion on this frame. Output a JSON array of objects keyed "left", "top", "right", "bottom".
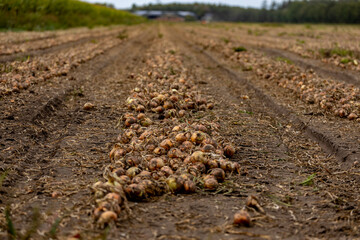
[
  {"left": 219, "top": 159, "right": 229, "bottom": 171},
  {"left": 153, "top": 147, "right": 167, "bottom": 155},
  {"left": 168, "top": 148, "right": 183, "bottom": 158},
  {"left": 184, "top": 180, "right": 196, "bottom": 193},
  {"left": 191, "top": 151, "right": 206, "bottom": 163},
  {"left": 348, "top": 112, "right": 358, "bottom": 120},
  {"left": 175, "top": 133, "right": 187, "bottom": 143},
  {"left": 207, "top": 103, "right": 214, "bottom": 110},
  {"left": 160, "top": 166, "right": 173, "bottom": 177},
  {"left": 124, "top": 184, "right": 145, "bottom": 200},
  {"left": 159, "top": 139, "right": 174, "bottom": 150},
  {"left": 113, "top": 167, "right": 126, "bottom": 177},
  {"left": 104, "top": 193, "right": 121, "bottom": 204},
  {"left": 178, "top": 110, "right": 186, "bottom": 117},
  {"left": 119, "top": 175, "right": 131, "bottom": 184},
  {"left": 194, "top": 124, "right": 207, "bottom": 133},
  {"left": 136, "top": 105, "right": 145, "bottom": 112},
  {"left": 126, "top": 167, "right": 140, "bottom": 178},
  {"left": 125, "top": 117, "right": 137, "bottom": 127},
  {"left": 132, "top": 176, "right": 142, "bottom": 184},
  {"left": 130, "top": 123, "right": 141, "bottom": 131},
  {"left": 153, "top": 106, "right": 165, "bottom": 114},
  {"left": 224, "top": 144, "right": 235, "bottom": 158},
  {"left": 164, "top": 109, "right": 177, "bottom": 119},
  {"left": 98, "top": 211, "right": 117, "bottom": 224},
  {"left": 204, "top": 176, "right": 218, "bottom": 190},
  {"left": 210, "top": 168, "right": 225, "bottom": 182},
  {"left": 195, "top": 162, "right": 207, "bottom": 173},
  {"left": 137, "top": 113, "right": 146, "bottom": 120},
  {"left": 149, "top": 158, "right": 165, "bottom": 171},
  {"left": 191, "top": 131, "right": 206, "bottom": 145},
  {"left": 93, "top": 207, "right": 104, "bottom": 220},
  {"left": 140, "top": 118, "right": 153, "bottom": 127},
  {"left": 138, "top": 170, "right": 152, "bottom": 179},
  {"left": 186, "top": 101, "right": 195, "bottom": 109},
  {"left": 166, "top": 177, "right": 182, "bottom": 193},
  {"left": 139, "top": 130, "right": 152, "bottom": 140},
  {"left": 150, "top": 100, "right": 159, "bottom": 108},
  {"left": 125, "top": 156, "right": 142, "bottom": 167},
  {"left": 163, "top": 101, "right": 174, "bottom": 109},
  {"left": 233, "top": 209, "right": 251, "bottom": 226},
  {"left": 146, "top": 144, "right": 156, "bottom": 152},
  {"left": 83, "top": 102, "right": 95, "bottom": 110},
  {"left": 172, "top": 125, "right": 181, "bottom": 132},
  {"left": 229, "top": 162, "right": 240, "bottom": 173},
  {"left": 112, "top": 148, "right": 127, "bottom": 160},
  {"left": 206, "top": 159, "right": 218, "bottom": 169},
  {"left": 202, "top": 144, "right": 215, "bottom": 152},
  {"left": 140, "top": 179, "right": 156, "bottom": 195},
  {"left": 179, "top": 141, "right": 194, "bottom": 152},
  {"left": 94, "top": 190, "right": 105, "bottom": 199},
  {"left": 170, "top": 95, "right": 179, "bottom": 102}
]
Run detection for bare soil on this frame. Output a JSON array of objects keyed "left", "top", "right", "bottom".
[{"left": 0, "top": 23, "right": 359, "bottom": 240}]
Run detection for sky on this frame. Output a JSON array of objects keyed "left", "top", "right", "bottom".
[{"left": 82, "top": 0, "right": 285, "bottom": 10}]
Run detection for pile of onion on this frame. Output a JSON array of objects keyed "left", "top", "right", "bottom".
[{"left": 91, "top": 46, "right": 240, "bottom": 226}]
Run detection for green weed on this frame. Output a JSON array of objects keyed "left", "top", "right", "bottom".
[
  {"left": 300, "top": 173, "right": 316, "bottom": 186},
  {"left": 0, "top": 0, "right": 146, "bottom": 30},
  {"left": 233, "top": 46, "right": 247, "bottom": 52},
  {"left": 276, "top": 56, "right": 293, "bottom": 64},
  {"left": 340, "top": 58, "right": 352, "bottom": 64},
  {"left": 319, "top": 47, "right": 353, "bottom": 58},
  {"left": 117, "top": 30, "right": 128, "bottom": 40},
  {"left": 238, "top": 110, "right": 253, "bottom": 114},
  {"left": 221, "top": 37, "right": 230, "bottom": 44}
]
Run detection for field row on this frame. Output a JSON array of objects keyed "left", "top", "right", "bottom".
[{"left": 183, "top": 25, "right": 360, "bottom": 121}]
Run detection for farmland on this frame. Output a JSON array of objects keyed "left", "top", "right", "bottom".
[{"left": 0, "top": 23, "right": 359, "bottom": 239}]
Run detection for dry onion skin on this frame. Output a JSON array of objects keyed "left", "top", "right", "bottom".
[{"left": 91, "top": 45, "right": 242, "bottom": 227}]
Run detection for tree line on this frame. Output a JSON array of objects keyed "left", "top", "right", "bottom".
[{"left": 132, "top": 0, "right": 360, "bottom": 23}]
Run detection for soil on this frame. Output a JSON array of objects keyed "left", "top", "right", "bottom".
[{"left": 0, "top": 23, "right": 359, "bottom": 240}]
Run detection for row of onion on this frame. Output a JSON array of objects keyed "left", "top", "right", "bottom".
[{"left": 91, "top": 47, "right": 241, "bottom": 227}]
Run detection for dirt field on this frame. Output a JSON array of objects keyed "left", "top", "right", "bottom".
[{"left": 1, "top": 23, "right": 359, "bottom": 239}]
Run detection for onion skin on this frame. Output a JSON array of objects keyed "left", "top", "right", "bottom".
[
  {"left": 233, "top": 209, "right": 251, "bottom": 227},
  {"left": 246, "top": 195, "right": 265, "bottom": 214},
  {"left": 83, "top": 102, "right": 95, "bottom": 110}
]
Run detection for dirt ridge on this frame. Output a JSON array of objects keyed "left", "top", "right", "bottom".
[{"left": 186, "top": 41, "right": 357, "bottom": 168}]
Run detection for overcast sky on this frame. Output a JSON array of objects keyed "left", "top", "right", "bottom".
[{"left": 82, "top": 0, "right": 285, "bottom": 9}]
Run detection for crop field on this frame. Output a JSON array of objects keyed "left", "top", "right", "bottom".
[{"left": 0, "top": 23, "right": 359, "bottom": 239}]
